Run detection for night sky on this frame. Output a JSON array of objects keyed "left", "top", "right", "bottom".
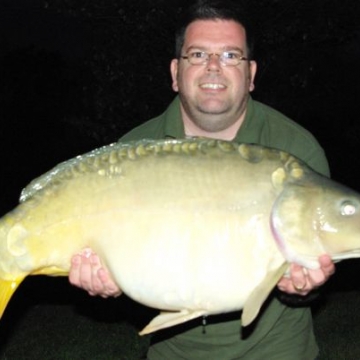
[
  {"left": 0, "top": 0, "right": 96, "bottom": 215},
  {"left": 0, "top": 0, "right": 360, "bottom": 215}
]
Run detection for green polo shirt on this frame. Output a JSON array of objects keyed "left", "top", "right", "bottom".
[
  {"left": 120, "top": 96, "right": 329, "bottom": 360},
  {"left": 121, "top": 96, "right": 329, "bottom": 176}
]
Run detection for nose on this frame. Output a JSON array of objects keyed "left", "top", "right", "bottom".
[{"left": 206, "top": 53, "right": 222, "bottom": 72}]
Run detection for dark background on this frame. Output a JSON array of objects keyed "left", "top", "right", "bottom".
[{"left": 0, "top": 1, "right": 359, "bottom": 358}]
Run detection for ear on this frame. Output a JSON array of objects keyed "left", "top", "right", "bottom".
[
  {"left": 170, "top": 59, "right": 179, "bottom": 92},
  {"left": 249, "top": 60, "right": 257, "bottom": 92}
]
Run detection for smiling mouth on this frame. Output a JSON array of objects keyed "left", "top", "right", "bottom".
[{"left": 200, "top": 83, "right": 226, "bottom": 90}]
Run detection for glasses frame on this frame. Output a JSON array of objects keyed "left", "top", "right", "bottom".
[{"left": 180, "top": 51, "right": 249, "bottom": 67}]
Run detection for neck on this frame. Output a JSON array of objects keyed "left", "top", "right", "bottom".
[{"left": 182, "top": 112, "right": 246, "bottom": 141}]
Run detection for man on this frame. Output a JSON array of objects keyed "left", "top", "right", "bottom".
[{"left": 69, "top": 1, "right": 335, "bottom": 358}]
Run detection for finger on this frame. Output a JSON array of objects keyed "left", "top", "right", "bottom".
[
  {"left": 89, "top": 254, "right": 106, "bottom": 295},
  {"left": 97, "top": 268, "right": 122, "bottom": 297},
  {"left": 318, "top": 254, "right": 336, "bottom": 276},
  {"left": 277, "top": 264, "right": 311, "bottom": 295},
  {"left": 68, "top": 254, "right": 82, "bottom": 286},
  {"left": 289, "top": 263, "right": 307, "bottom": 291},
  {"left": 307, "top": 267, "right": 327, "bottom": 287},
  {"left": 88, "top": 254, "right": 120, "bottom": 297},
  {"left": 276, "top": 276, "right": 292, "bottom": 292},
  {"left": 78, "top": 255, "right": 94, "bottom": 292},
  {"left": 277, "top": 276, "right": 309, "bottom": 295}
]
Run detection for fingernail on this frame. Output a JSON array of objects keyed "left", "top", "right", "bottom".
[
  {"left": 90, "top": 254, "right": 99, "bottom": 265},
  {"left": 294, "top": 283, "right": 305, "bottom": 292},
  {"left": 82, "top": 248, "right": 92, "bottom": 258}
]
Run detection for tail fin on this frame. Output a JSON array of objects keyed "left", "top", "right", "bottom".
[{"left": 0, "top": 278, "right": 24, "bottom": 318}]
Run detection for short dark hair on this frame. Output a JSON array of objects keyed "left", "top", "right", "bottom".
[{"left": 175, "top": 0, "right": 255, "bottom": 59}]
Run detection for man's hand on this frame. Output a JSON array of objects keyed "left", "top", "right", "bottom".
[
  {"left": 69, "top": 248, "right": 122, "bottom": 298},
  {"left": 277, "top": 254, "right": 335, "bottom": 296}
]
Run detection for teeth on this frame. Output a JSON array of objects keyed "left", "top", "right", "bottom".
[{"left": 200, "top": 83, "right": 225, "bottom": 89}]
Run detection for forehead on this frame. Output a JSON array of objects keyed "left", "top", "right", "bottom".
[{"left": 183, "top": 19, "right": 247, "bottom": 51}]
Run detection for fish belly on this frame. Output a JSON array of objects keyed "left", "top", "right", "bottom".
[{"left": 94, "top": 212, "right": 283, "bottom": 314}]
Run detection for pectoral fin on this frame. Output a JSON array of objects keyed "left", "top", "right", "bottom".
[
  {"left": 0, "top": 277, "right": 25, "bottom": 318},
  {"left": 241, "top": 263, "right": 288, "bottom": 326},
  {"left": 139, "top": 309, "right": 207, "bottom": 335}
]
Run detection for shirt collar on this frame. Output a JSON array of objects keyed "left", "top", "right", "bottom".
[{"left": 163, "top": 96, "right": 186, "bottom": 139}]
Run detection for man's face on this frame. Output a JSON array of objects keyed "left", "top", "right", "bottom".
[{"left": 171, "top": 19, "right": 257, "bottom": 134}]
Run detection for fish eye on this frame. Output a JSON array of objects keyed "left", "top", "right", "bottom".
[{"left": 340, "top": 201, "right": 357, "bottom": 216}]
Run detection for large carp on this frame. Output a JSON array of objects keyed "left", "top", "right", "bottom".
[{"left": 1, "top": 138, "right": 360, "bottom": 335}]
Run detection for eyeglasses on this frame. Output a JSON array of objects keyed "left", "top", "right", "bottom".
[{"left": 181, "top": 51, "right": 249, "bottom": 66}]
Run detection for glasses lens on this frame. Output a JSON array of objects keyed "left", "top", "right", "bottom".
[
  {"left": 221, "top": 52, "right": 241, "bottom": 66},
  {"left": 188, "top": 52, "right": 207, "bottom": 65},
  {"left": 184, "top": 52, "right": 246, "bottom": 66}
]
